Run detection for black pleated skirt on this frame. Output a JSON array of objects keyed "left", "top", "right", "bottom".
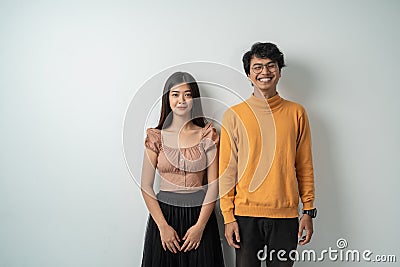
[{"left": 141, "top": 190, "right": 225, "bottom": 267}]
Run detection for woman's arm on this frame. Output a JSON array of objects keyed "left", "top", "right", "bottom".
[{"left": 141, "top": 149, "right": 181, "bottom": 253}]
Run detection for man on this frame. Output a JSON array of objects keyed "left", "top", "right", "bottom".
[{"left": 219, "top": 42, "right": 317, "bottom": 267}]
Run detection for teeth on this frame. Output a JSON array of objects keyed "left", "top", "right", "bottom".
[{"left": 259, "top": 78, "right": 271, "bottom": 82}]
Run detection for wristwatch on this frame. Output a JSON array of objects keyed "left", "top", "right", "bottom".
[{"left": 303, "top": 208, "right": 317, "bottom": 218}]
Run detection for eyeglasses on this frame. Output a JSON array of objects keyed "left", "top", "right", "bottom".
[{"left": 251, "top": 62, "right": 279, "bottom": 74}]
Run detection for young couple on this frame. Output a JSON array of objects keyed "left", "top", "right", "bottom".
[{"left": 140, "top": 42, "right": 317, "bottom": 267}]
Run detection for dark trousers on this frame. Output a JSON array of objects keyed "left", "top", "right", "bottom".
[{"left": 235, "top": 216, "right": 299, "bottom": 267}]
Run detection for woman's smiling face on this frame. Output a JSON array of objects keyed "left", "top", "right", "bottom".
[{"left": 169, "top": 83, "right": 193, "bottom": 116}]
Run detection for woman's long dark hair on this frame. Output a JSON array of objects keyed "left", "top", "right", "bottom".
[{"left": 155, "top": 72, "right": 207, "bottom": 130}]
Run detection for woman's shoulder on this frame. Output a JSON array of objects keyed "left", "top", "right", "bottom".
[
  {"left": 146, "top": 127, "right": 161, "bottom": 133},
  {"left": 145, "top": 128, "right": 161, "bottom": 141},
  {"left": 202, "top": 122, "right": 217, "bottom": 134},
  {"left": 144, "top": 128, "right": 162, "bottom": 153},
  {"left": 201, "top": 122, "right": 219, "bottom": 142}
]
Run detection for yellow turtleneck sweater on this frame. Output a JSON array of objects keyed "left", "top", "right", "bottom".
[{"left": 219, "top": 93, "right": 315, "bottom": 224}]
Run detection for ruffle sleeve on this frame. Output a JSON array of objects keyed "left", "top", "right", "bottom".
[
  {"left": 144, "top": 128, "right": 161, "bottom": 154},
  {"left": 201, "top": 123, "right": 219, "bottom": 153}
]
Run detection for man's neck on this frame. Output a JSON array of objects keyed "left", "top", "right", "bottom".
[{"left": 253, "top": 87, "right": 277, "bottom": 99}]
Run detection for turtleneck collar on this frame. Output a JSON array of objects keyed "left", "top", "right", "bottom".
[{"left": 246, "top": 92, "right": 283, "bottom": 112}]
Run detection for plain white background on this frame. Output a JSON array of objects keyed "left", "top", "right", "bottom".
[{"left": 1, "top": 0, "right": 399, "bottom": 266}]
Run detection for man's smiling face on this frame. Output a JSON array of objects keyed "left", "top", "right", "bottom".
[{"left": 247, "top": 56, "right": 281, "bottom": 93}]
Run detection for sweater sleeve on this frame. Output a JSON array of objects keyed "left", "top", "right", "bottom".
[
  {"left": 219, "top": 109, "right": 238, "bottom": 224},
  {"left": 295, "top": 110, "right": 315, "bottom": 210}
]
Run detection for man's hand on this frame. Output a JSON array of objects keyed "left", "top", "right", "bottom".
[
  {"left": 224, "top": 221, "right": 240, "bottom": 248},
  {"left": 298, "top": 214, "right": 313, "bottom": 245}
]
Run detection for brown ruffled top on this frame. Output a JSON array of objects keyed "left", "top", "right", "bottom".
[{"left": 144, "top": 123, "right": 219, "bottom": 191}]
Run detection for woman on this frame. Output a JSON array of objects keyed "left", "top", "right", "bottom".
[{"left": 140, "top": 72, "right": 225, "bottom": 267}]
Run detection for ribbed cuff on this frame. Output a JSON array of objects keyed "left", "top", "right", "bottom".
[
  {"left": 302, "top": 201, "right": 315, "bottom": 210},
  {"left": 222, "top": 212, "right": 236, "bottom": 224}
]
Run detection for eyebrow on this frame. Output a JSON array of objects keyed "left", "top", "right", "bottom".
[
  {"left": 170, "top": 90, "right": 192, "bottom": 92},
  {"left": 252, "top": 61, "right": 276, "bottom": 65}
]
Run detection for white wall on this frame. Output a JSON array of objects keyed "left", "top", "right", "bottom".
[{"left": 1, "top": 0, "right": 399, "bottom": 266}]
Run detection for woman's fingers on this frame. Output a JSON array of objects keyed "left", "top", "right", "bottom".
[
  {"left": 181, "top": 238, "right": 189, "bottom": 251},
  {"left": 182, "top": 232, "right": 188, "bottom": 241},
  {"left": 167, "top": 241, "right": 177, "bottom": 253},
  {"left": 174, "top": 231, "right": 181, "bottom": 242},
  {"left": 183, "top": 240, "right": 200, "bottom": 252},
  {"left": 160, "top": 226, "right": 182, "bottom": 253},
  {"left": 173, "top": 239, "right": 181, "bottom": 251}
]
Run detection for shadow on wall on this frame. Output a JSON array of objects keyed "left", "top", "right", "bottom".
[
  {"left": 215, "top": 200, "right": 235, "bottom": 267},
  {"left": 280, "top": 58, "right": 346, "bottom": 264}
]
